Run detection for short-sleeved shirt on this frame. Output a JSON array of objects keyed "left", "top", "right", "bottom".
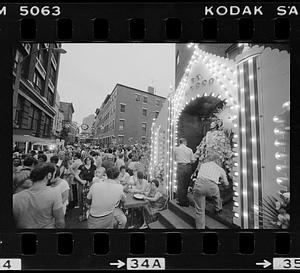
[
  {"left": 87, "top": 180, "right": 124, "bottom": 217},
  {"left": 174, "top": 144, "right": 194, "bottom": 164},
  {"left": 197, "top": 161, "right": 228, "bottom": 185},
  {"left": 78, "top": 164, "right": 96, "bottom": 182},
  {"left": 13, "top": 184, "right": 63, "bottom": 228}
]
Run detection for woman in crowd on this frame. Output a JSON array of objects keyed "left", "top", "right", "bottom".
[
  {"left": 142, "top": 179, "right": 166, "bottom": 226},
  {"left": 128, "top": 171, "right": 149, "bottom": 194},
  {"left": 86, "top": 167, "right": 125, "bottom": 229},
  {"left": 75, "top": 156, "right": 96, "bottom": 221},
  {"left": 118, "top": 165, "right": 130, "bottom": 187}
]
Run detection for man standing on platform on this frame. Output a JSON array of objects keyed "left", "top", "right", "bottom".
[
  {"left": 174, "top": 138, "right": 195, "bottom": 207},
  {"left": 193, "top": 154, "right": 229, "bottom": 229}
]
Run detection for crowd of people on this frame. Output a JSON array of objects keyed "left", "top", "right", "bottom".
[{"left": 12, "top": 144, "right": 166, "bottom": 229}]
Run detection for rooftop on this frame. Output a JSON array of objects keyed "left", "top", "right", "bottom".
[{"left": 112, "top": 83, "right": 167, "bottom": 100}]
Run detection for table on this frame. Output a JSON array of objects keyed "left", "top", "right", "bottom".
[
  {"left": 122, "top": 193, "right": 149, "bottom": 228},
  {"left": 123, "top": 193, "right": 149, "bottom": 209}
]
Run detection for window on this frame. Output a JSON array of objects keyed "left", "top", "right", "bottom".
[
  {"left": 118, "top": 135, "right": 124, "bottom": 144},
  {"left": 15, "top": 96, "right": 25, "bottom": 127},
  {"left": 120, "top": 104, "right": 125, "bottom": 113},
  {"left": 136, "top": 94, "right": 141, "bottom": 101},
  {"left": 142, "top": 108, "right": 147, "bottom": 116},
  {"left": 143, "top": 96, "right": 148, "bottom": 103},
  {"left": 47, "top": 88, "right": 54, "bottom": 106},
  {"left": 155, "top": 111, "right": 159, "bottom": 118},
  {"left": 119, "top": 120, "right": 125, "bottom": 131},
  {"left": 156, "top": 99, "right": 160, "bottom": 107},
  {"left": 43, "top": 115, "right": 52, "bottom": 136},
  {"left": 49, "top": 65, "right": 56, "bottom": 84},
  {"left": 37, "top": 44, "right": 47, "bottom": 67},
  {"left": 32, "top": 108, "right": 41, "bottom": 132},
  {"left": 142, "top": 123, "right": 147, "bottom": 133},
  {"left": 33, "top": 71, "right": 44, "bottom": 95}
]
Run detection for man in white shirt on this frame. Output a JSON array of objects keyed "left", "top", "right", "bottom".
[
  {"left": 173, "top": 138, "right": 195, "bottom": 207},
  {"left": 193, "top": 154, "right": 229, "bottom": 229},
  {"left": 86, "top": 167, "right": 125, "bottom": 229}
]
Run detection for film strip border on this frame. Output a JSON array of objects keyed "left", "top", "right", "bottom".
[
  {"left": 0, "top": 232, "right": 296, "bottom": 269},
  {"left": 18, "top": 17, "right": 291, "bottom": 41},
  {"left": 0, "top": 4, "right": 298, "bottom": 42}
]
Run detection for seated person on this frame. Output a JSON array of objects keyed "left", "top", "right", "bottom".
[
  {"left": 86, "top": 167, "right": 125, "bottom": 229},
  {"left": 91, "top": 167, "right": 107, "bottom": 186},
  {"left": 128, "top": 171, "right": 148, "bottom": 194},
  {"left": 142, "top": 179, "right": 166, "bottom": 226},
  {"left": 118, "top": 166, "right": 130, "bottom": 186}
]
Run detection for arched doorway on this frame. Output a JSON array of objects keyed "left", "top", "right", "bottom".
[{"left": 177, "top": 95, "right": 234, "bottom": 225}]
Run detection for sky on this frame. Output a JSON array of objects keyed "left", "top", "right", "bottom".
[{"left": 57, "top": 43, "right": 175, "bottom": 124}]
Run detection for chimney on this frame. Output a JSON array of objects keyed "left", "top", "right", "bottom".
[{"left": 147, "top": 86, "right": 155, "bottom": 94}]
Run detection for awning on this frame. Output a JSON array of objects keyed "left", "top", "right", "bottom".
[{"left": 13, "top": 135, "right": 55, "bottom": 144}]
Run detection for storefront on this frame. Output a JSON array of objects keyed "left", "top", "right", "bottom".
[{"left": 150, "top": 44, "right": 290, "bottom": 229}]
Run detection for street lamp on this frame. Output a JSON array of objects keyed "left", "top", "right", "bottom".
[{"left": 13, "top": 45, "right": 67, "bottom": 124}]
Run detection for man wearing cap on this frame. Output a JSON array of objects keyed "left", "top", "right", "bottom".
[{"left": 174, "top": 138, "right": 195, "bottom": 207}]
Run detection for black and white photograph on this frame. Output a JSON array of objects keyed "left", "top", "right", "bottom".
[{"left": 12, "top": 43, "right": 290, "bottom": 230}]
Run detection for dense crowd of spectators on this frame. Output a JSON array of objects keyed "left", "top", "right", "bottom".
[{"left": 12, "top": 143, "right": 166, "bottom": 229}]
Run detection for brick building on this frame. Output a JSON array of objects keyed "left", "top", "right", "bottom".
[
  {"left": 94, "top": 84, "right": 166, "bottom": 146},
  {"left": 52, "top": 92, "right": 64, "bottom": 137},
  {"left": 13, "top": 43, "right": 62, "bottom": 141},
  {"left": 59, "top": 101, "right": 77, "bottom": 144}
]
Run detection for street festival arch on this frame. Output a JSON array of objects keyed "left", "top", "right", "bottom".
[{"left": 150, "top": 44, "right": 290, "bottom": 229}]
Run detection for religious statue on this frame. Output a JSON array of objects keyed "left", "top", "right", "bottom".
[{"left": 193, "top": 118, "right": 234, "bottom": 176}]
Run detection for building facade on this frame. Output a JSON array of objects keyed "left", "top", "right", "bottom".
[
  {"left": 52, "top": 92, "right": 64, "bottom": 137},
  {"left": 13, "top": 43, "right": 62, "bottom": 140},
  {"left": 94, "top": 84, "right": 166, "bottom": 146},
  {"left": 59, "top": 101, "right": 77, "bottom": 144}
]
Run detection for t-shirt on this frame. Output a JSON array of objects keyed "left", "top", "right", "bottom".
[
  {"left": 78, "top": 164, "right": 96, "bottom": 182},
  {"left": 13, "top": 185, "right": 63, "bottom": 228},
  {"left": 53, "top": 179, "right": 70, "bottom": 213},
  {"left": 87, "top": 180, "right": 124, "bottom": 217}
]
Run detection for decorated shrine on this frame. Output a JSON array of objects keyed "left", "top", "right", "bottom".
[{"left": 150, "top": 43, "right": 290, "bottom": 229}]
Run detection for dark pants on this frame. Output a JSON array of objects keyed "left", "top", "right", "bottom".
[
  {"left": 69, "top": 184, "right": 78, "bottom": 208},
  {"left": 176, "top": 164, "right": 192, "bottom": 205}
]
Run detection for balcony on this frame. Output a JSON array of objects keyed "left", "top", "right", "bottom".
[
  {"left": 51, "top": 54, "right": 58, "bottom": 70},
  {"left": 35, "top": 57, "right": 46, "bottom": 79},
  {"left": 48, "top": 78, "right": 55, "bottom": 92}
]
